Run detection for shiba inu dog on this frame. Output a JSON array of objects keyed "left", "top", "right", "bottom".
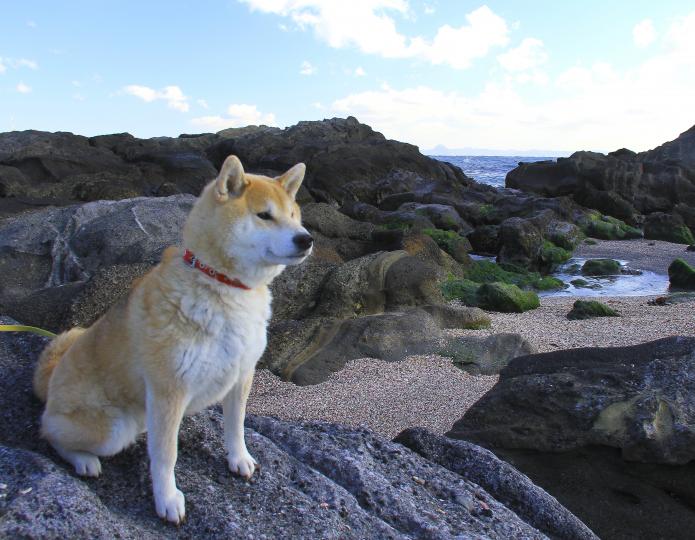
[{"left": 33, "top": 155, "right": 313, "bottom": 524}]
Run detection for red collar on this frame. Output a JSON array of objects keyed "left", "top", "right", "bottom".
[{"left": 182, "top": 249, "right": 251, "bottom": 290}]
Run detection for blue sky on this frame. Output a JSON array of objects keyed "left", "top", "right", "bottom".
[{"left": 2, "top": 1, "right": 694, "bottom": 153}]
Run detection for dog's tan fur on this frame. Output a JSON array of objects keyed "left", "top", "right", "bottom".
[{"left": 33, "top": 155, "right": 312, "bottom": 524}]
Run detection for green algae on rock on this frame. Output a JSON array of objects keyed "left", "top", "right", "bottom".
[{"left": 567, "top": 300, "right": 620, "bottom": 320}]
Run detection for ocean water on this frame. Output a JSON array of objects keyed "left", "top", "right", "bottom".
[{"left": 431, "top": 155, "right": 557, "bottom": 188}]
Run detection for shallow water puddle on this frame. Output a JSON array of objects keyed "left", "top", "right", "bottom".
[{"left": 543, "top": 258, "right": 670, "bottom": 297}]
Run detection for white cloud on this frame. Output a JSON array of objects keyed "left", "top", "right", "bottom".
[
  {"left": 123, "top": 84, "right": 190, "bottom": 112},
  {"left": 27, "top": 20, "right": 37, "bottom": 28},
  {"left": 73, "top": 93, "right": 85, "bottom": 101},
  {"left": 240, "top": 1, "right": 509, "bottom": 69},
  {"left": 498, "top": 38, "right": 547, "bottom": 72},
  {"left": 300, "top": 60, "right": 316, "bottom": 75},
  {"left": 354, "top": 66, "right": 367, "bottom": 76},
  {"left": 423, "top": 3, "right": 435, "bottom": 15},
  {"left": 329, "top": 12, "right": 695, "bottom": 153},
  {"left": 633, "top": 18, "right": 656, "bottom": 48},
  {"left": 16, "top": 82, "right": 32, "bottom": 94},
  {"left": 327, "top": 9, "right": 695, "bottom": 152},
  {"left": 197, "top": 98, "right": 209, "bottom": 109},
  {"left": 191, "top": 103, "right": 276, "bottom": 131},
  {"left": 417, "top": 6, "right": 509, "bottom": 69}
]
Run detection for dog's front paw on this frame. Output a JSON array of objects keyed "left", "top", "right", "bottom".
[
  {"left": 154, "top": 488, "right": 186, "bottom": 525},
  {"left": 228, "top": 449, "right": 258, "bottom": 479}
]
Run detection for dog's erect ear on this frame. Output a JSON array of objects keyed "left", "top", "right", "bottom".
[
  {"left": 214, "top": 155, "right": 248, "bottom": 202},
  {"left": 276, "top": 163, "right": 306, "bottom": 200}
]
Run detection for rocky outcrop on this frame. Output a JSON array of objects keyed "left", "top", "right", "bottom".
[
  {"left": 505, "top": 125, "right": 695, "bottom": 242},
  {"left": 0, "top": 192, "right": 492, "bottom": 383},
  {"left": 447, "top": 337, "right": 695, "bottom": 539},
  {"left": 0, "top": 323, "right": 584, "bottom": 539}
]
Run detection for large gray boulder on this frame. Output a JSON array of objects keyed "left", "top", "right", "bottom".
[
  {"left": 0, "top": 319, "right": 577, "bottom": 539},
  {"left": 262, "top": 306, "right": 490, "bottom": 385},
  {"left": 446, "top": 337, "right": 695, "bottom": 540},
  {"left": 0, "top": 195, "right": 194, "bottom": 331},
  {"left": 449, "top": 336, "right": 695, "bottom": 464}
]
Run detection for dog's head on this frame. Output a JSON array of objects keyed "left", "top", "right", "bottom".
[{"left": 184, "top": 155, "right": 312, "bottom": 278}]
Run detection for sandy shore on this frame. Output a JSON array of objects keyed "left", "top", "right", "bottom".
[{"left": 248, "top": 239, "right": 694, "bottom": 438}]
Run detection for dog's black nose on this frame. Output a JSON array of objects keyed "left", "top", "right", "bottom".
[{"left": 293, "top": 233, "right": 314, "bottom": 251}]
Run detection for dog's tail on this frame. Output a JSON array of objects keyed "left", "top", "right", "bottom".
[{"left": 33, "top": 328, "right": 85, "bottom": 402}]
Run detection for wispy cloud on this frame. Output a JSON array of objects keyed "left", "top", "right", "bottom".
[
  {"left": 0, "top": 56, "right": 38, "bottom": 73},
  {"left": 300, "top": 60, "right": 316, "bottom": 75},
  {"left": 354, "top": 66, "right": 367, "bottom": 77},
  {"left": 191, "top": 103, "right": 276, "bottom": 131},
  {"left": 16, "top": 82, "right": 32, "bottom": 94},
  {"left": 123, "top": 84, "right": 190, "bottom": 112}
]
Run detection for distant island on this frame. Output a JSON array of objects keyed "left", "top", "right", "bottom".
[{"left": 426, "top": 143, "right": 570, "bottom": 157}]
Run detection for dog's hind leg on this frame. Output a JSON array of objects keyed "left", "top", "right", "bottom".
[
  {"left": 223, "top": 369, "right": 258, "bottom": 479},
  {"left": 52, "top": 444, "right": 102, "bottom": 477},
  {"left": 41, "top": 410, "right": 109, "bottom": 477}
]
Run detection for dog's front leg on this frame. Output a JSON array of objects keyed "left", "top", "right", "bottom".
[
  {"left": 223, "top": 369, "right": 258, "bottom": 479},
  {"left": 146, "top": 386, "right": 187, "bottom": 524}
]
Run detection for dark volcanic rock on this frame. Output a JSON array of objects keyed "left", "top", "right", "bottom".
[
  {"left": 644, "top": 212, "right": 695, "bottom": 245},
  {"left": 0, "top": 118, "right": 473, "bottom": 217},
  {"left": 448, "top": 337, "right": 695, "bottom": 464},
  {"left": 0, "top": 319, "right": 568, "bottom": 539},
  {"left": 506, "top": 149, "right": 695, "bottom": 219},
  {"left": 206, "top": 117, "right": 473, "bottom": 206}
]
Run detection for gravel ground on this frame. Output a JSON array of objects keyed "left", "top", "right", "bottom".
[
  {"left": 248, "top": 357, "right": 498, "bottom": 438},
  {"left": 247, "top": 239, "right": 695, "bottom": 438},
  {"left": 461, "top": 295, "right": 694, "bottom": 353}
]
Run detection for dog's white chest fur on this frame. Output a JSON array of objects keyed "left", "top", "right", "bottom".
[{"left": 174, "top": 285, "right": 270, "bottom": 414}]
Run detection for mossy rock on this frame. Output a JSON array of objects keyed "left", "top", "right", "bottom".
[
  {"left": 584, "top": 238, "right": 598, "bottom": 245},
  {"left": 582, "top": 214, "right": 642, "bottom": 240},
  {"left": 463, "top": 260, "right": 565, "bottom": 291},
  {"left": 570, "top": 278, "right": 601, "bottom": 290},
  {"left": 477, "top": 282, "right": 540, "bottom": 313},
  {"left": 422, "top": 228, "right": 471, "bottom": 263},
  {"left": 567, "top": 300, "right": 619, "bottom": 320},
  {"left": 668, "top": 258, "right": 695, "bottom": 290},
  {"left": 540, "top": 240, "right": 572, "bottom": 269},
  {"left": 581, "top": 258, "right": 621, "bottom": 276},
  {"left": 441, "top": 278, "right": 480, "bottom": 306}
]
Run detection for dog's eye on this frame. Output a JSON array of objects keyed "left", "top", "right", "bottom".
[{"left": 257, "top": 212, "right": 273, "bottom": 221}]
